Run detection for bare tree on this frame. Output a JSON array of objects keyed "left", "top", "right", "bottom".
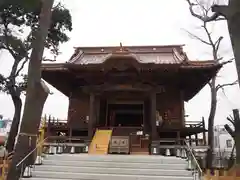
[
  {"left": 210, "top": 1, "right": 240, "bottom": 89},
  {"left": 186, "top": 0, "right": 240, "bottom": 89},
  {"left": 186, "top": 0, "right": 238, "bottom": 169},
  {"left": 7, "top": 0, "right": 54, "bottom": 179}
]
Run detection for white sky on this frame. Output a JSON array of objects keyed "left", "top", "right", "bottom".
[{"left": 0, "top": 0, "right": 239, "bottom": 126}]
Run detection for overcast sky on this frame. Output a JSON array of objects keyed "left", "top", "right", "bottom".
[{"left": 0, "top": 0, "right": 239, "bottom": 126}]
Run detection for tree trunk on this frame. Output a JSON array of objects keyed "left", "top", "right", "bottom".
[
  {"left": 231, "top": 109, "right": 240, "bottom": 175},
  {"left": 212, "top": 2, "right": 240, "bottom": 87},
  {"left": 225, "top": 1, "right": 240, "bottom": 168},
  {"left": 235, "top": 132, "right": 240, "bottom": 165},
  {"left": 206, "top": 77, "right": 217, "bottom": 169},
  {"left": 5, "top": 94, "right": 22, "bottom": 153},
  {"left": 227, "top": 6, "right": 240, "bottom": 88},
  {"left": 232, "top": 109, "right": 240, "bottom": 166},
  {"left": 6, "top": 0, "right": 54, "bottom": 179},
  {"left": 6, "top": 83, "right": 49, "bottom": 180}
]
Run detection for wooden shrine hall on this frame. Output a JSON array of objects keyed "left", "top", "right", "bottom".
[{"left": 41, "top": 44, "right": 222, "bottom": 155}]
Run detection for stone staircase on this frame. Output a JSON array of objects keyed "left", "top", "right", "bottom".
[{"left": 23, "top": 154, "right": 194, "bottom": 180}]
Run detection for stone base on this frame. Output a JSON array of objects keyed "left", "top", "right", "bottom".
[{"left": 150, "top": 141, "right": 159, "bottom": 155}]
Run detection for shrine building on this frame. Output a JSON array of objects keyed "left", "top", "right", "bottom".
[{"left": 41, "top": 45, "right": 221, "bottom": 155}]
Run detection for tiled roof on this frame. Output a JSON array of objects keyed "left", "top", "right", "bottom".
[{"left": 68, "top": 45, "right": 187, "bottom": 65}]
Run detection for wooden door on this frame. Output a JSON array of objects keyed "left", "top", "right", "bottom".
[{"left": 130, "top": 134, "right": 149, "bottom": 154}]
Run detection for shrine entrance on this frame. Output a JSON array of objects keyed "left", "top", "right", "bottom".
[{"left": 107, "top": 102, "right": 144, "bottom": 127}]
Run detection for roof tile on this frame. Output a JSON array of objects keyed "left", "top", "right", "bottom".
[{"left": 69, "top": 45, "right": 187, "bottom": 65}]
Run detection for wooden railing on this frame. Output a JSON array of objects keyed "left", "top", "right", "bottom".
[
  {"left": 44, "top": 117, "right": 206, "bottom": 128},
  {"left": 0, "top": 120, "right": 46, "bottom": 179},
  {"left": 185, "top": 120, "right": 204, "bottom": 128},
  {"left": 46, "top": 136, "right": 89, "bottom": 144},
  {"left": 46, "top": 119, "right": 68, "bottom": 130}
]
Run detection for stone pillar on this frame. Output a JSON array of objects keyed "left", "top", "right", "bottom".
[
  {"left": 150, "top": 91, "right": 158, "bottom": 140},
  {"left": 88, "top": 93, "right": 95, "bottom": 139}
]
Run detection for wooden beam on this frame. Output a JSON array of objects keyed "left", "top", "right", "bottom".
[{"left": 80, "top": 83, "right": 166, "bottom": 93}]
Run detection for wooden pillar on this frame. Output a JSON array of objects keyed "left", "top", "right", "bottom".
[
  {"left": 150, "top": 91, "right": 158, "bottom": 140},
  {"left": 88, "top": 93, "right": 95, "bottom": 139},
  {"left": 47, "top": 115, "right": 51, "bottom": 137},
  {"left": 180, "top": 90, "right": 185, "bottom": 127},
  {"left": 94, "top": 95, "right": 100, "bottom": 128},
  {"left": 202, "top": 117, "right": 207, "bottom": 145},
  {"left": 177, "top": 131, "right": 180, "bottom": 145},
  {"left": 142, "top": 102, "right": 146, "bottom": 133},
  {"left": 189, "top": 135, "right": 192, "bottom": 146},
  {"left": 69, "top": 127, "right": 72, "bottom": 143},
  {"left": 143, "top": 99, "right": 150, "bottom": 133},
  {"left": 195, "top": 133, "right": 199, "bottom": 146},
  {"left": 105, "top": 100, "right": 108, "bottom": 127}
]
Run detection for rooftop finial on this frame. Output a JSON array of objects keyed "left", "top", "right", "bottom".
[{"left": 120, "top": 42, "right": 123, "bottom": 51}]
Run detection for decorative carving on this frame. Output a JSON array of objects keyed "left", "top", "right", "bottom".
[
  {"left": 120, "top": 42, "right": 123, "bottom": 51},
  {"left": 111, "top": 42, "right": 131, "bottom": 54}
]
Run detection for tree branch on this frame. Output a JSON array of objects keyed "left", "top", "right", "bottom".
[
  {"left": 183, "top": 29, "right": 211, "bottom": 45},
  {"left": 0, "top": 74, "right": 6, "bottom": 83},
  {"left": 215, "top": 36, "right": 223, "bottom": 53},
  {"left": 0, "top": 73, "right": 7, "bottom": 92},
  {"left": 215, "top": 17, "right": 226, "bottom": 21},
  {"left": 2, "top": 33, "right": 17, "bottom": 60},
  {"left": 208, "top": 79, "right": 213, "bottom": 88},
  {"left": 216, "top": 80, "right": 238, "bottom": 92},
  {"left": 15, "top": 57, "right": 29, "bottom": 78},
  {"left": 221, "top": 58, "right": 234, "bottom": 65},
  {"left": 202, "top": 22, "right": 215, "bottom": 48},
  {"left": 186, "top": 0, "right": 222, "bottom": 22}
]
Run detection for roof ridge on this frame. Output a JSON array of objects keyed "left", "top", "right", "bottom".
[{"left": 73, "top": 44, "right": 185, "bottom": 49}]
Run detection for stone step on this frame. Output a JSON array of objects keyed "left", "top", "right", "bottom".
[
  {"left": 23, "top": 179, "right": 75, "bottom": 180},
  {"left": 43, "top": 159, "right": 186, "bottom": 169},
  {"left": 35, "top": 165, "right": 192, "bottom": 176},
  {"left": 46, "top": 154, "right": 186, "bottom": 164},
  {"left": 32, "top": 171, "right": 193, "bottom": 180}
]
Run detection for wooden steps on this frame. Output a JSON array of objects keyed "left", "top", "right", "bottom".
[
  {"left": 130, "top": 152, "right": 149, "bottom": 155},
  {"left": 130, "top": 147, "right": 149, "bottom": 155},
  {"left": 88, "top": 129, "right": 112, "bottom": 155}
]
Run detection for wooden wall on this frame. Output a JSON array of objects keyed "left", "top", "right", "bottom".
[
  {"left": 67, "top": 92, "right": 89, "bottom": 129},
  {"left": 67, "top": 86, "right": 185, "bottom": 130},
  {"left": 156, "top": 87, "right": 184, "bottom": 127}
]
